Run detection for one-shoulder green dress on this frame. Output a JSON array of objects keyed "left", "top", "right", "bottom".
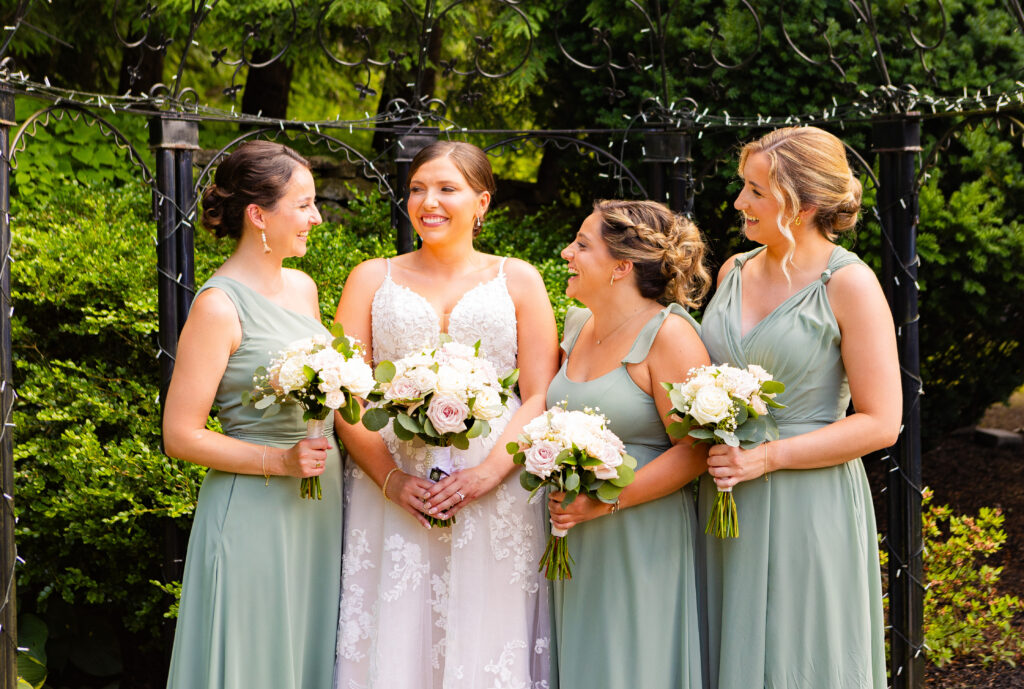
[
  {"left": 547, "top": 304, "right": 705, "bottom": 689},
  {"left": 698, "top": 246, "right": 886, "bottom": 689},
  {"left": 166, "top": 276, "right": 343, "bottom": 689}
]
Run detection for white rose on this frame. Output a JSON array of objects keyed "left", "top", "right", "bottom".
[
  {"left": 524, "top": 440, "right": 561, "bottom": 479},
  {"left": 436, "top": 364, "right": 470, "bottom": 400},
  {"left": 324, "top": 390, "right": 346, "bottom": 409},
  {"left": 689, "top": 386, "right": 734, "bottom": 426},
  {"left": 716, "top": 368, "right": 759, "bottom": 402},
  {"left": 276, "top": 357, "right": 309, "bottom": 394},
  {"left": 426, "top": 394, "right": 470, "bottom": 435},
  {"left": 406, "top": 366, "right": 438, "bottom": 396},
  {"left": 750, "top": 396, "right": 768, "bottom": 416},
  {"left": 746, "top": 364, "right": 773, "bottom": 383},
  {"left": 384, "top": 375, "right": 422, "bottom": 402},
  {"left": 441, "top": 341, "right": 476, "bottom": 360},
  {"left": 591, "top": 438, "right": 623, "bottom": 480},
  {"left": 471, "top": 386, "right": 505, "bottom": 420},
  {"left": 336, "top": 358, "right": 375, "bottom": 398},
  {"left": 522, "top": 413, "right": 553, "bottom": 443}
]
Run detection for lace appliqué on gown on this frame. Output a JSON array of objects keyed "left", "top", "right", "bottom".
[{"left": 336, "top": 259, "right": 550, "bottom": 689}]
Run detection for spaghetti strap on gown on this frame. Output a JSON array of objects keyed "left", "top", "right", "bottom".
[
  {"left": 166, "top": 276, "right": 343, "bottom": 689},
  {"left": 546, "top": 303, "right": 706, "bottom": 689},
  {"left": 698, "top": 246, "right": 886, "bottom": 689},
  {"left": 335, "top": 258, "right": 550, "bottom": 689}
]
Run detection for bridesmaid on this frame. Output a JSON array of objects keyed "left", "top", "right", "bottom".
[
  {"left": 547, "top": 199, "right": 711, "bottom": 689},
  {"left": 163, "top": 141, "right": 342, "bottom": 689},
  {"left": 700, "top": 126, "right": 901, "bottom": 689}
]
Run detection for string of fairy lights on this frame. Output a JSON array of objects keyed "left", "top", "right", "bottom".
[{"left": 2, "top": 1, "right": 1024, "bottom": 683}]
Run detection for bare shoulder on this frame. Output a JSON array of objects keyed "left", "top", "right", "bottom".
[
  {"left": 347, "top": 257, "right": 389, "bottom": 285},
  {"left": 652, "top": 310, "right": 704, "bottom": 353},
  {"left": 189, "top": 286, "right": 239, "bottom": 324},
  {"left": 283, "top": 267, "right": 318, "bottom": 294},
  {"left": 716, "top": 252, "right": 745, "bottom": 285},
  {"left": 502, "top": 256, "right": 544, "bottom": 284},
  {"left": 827, "top": 262, "right": 886, "bottom": 309}
]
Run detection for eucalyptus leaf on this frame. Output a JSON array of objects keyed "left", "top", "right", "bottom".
[
  {"left": 261, "top": 404, "right": 282, "bottom": 419},
  {"left": 253, "top": 395, "right": 276, "bottom": 410},
  {"left": 396, "top": 413, "right": 422, "bottom": 435},
  {"left": 506, "top": 441, "right": 521, "bottom": 455},
  {"left": 667, "top": 419, "right": 691, "bottom": 439},
  {"left": 564, "top": 471, "right": 580, "bottom": 491},
  {"left": 375, "top": 360, "right": 396, "bottom": 383},
  {"left": 451, "top": 433, "right": 470, "bottom": 450},
  {"left": 362, "top": 407, "right": 390, "bottom": 431},
  {"left": 466, "top": 419, "right": 489, "bottom": 439},
  {"left": 596, "top": 481, "right": 623, "bottom": 502}
]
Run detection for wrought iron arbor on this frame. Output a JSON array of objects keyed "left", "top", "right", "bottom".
[{"left": 2, "top": 1, "right": 1024, "bottom": 687}]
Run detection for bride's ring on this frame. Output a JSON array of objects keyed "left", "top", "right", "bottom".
[{"left": 456, "top": 491, "right": 465, "bottom": 502}]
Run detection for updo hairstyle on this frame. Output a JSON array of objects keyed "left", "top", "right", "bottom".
[
  {"left": 201, "top": 141, "right": 310, "bottom": 240},
  {"left": 409, "top": 141, "right": 496, "bottom": 237},
  {"left": 738, "top": 125, "right": 862, "bottom": 240},
  {"left": 593, "top": 199, "right": 711, "bottom": 309}
]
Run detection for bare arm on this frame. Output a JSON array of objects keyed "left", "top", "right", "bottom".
[
  {"left": 333, "top": 259, "right": 432, "bottom": 527},
  {"left": 162, "top": 286, "right": 328, "bottom": 479},
  {"left": 549, "top": 314, "right": 711, "bottom": 531},
  {"left": 707, "top": 263, "right": 902, "bottom": 487},
  {"left": 425, "top": 258, "right": 560, "bottom": 517}
]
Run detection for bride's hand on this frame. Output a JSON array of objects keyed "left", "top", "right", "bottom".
[
  {"left": 423, "top": 464, "right": 501, "bottom": 519},
  {"left": 548, "top": 491, "right": 612, "bottom": 532},
  {"left": 384, "top": 471, "right": 434, "bottom": 528}
]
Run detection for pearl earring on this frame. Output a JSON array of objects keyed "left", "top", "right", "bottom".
[{"left": 261, "top": 230, "right": 271, "bottom": 254}]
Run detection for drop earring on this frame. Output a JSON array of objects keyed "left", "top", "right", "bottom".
[
  {"left": 609, "top": 274, "right": 615, "bottom": 286},
  {"left": 794, "top": 215, "right": 802, "bottom": 226},
  {"left": 261, "top": 229, "right": 271, "bottom": 254}
]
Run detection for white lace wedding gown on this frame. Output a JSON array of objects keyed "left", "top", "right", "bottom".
[{"left": 335, "top": 258, "right": 551, "bottom": 689}]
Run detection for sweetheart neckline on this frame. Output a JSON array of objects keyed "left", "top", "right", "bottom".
[{"left": 377, "top": 272, "right": 508, "bottom": 336}]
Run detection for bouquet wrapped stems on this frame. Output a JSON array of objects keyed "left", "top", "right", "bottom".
[
  {"left": 540, "top": 525, "right": 574, "bottom": 580},
  {"left": 426, "top": 445, "right": 456, "bottom": 528},
  {"left": 301, "top": 417, "right": 327, "bottom": 500},
  {"left": 705, "top": 485, "right": 739, "bottom": 539}
]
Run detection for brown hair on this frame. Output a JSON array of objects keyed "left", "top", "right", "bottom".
[
  {"left": 201, "top": 140, "right": 310, "bottom": 240},
  {"left": 738, "top": 126, "right": 861, "bottom": 269},
  {"left": 409, "top": 141, "right": 496, "bottom": 237},
  {"left": 593, "top": 199, "right": 711, "bottom": 309}
]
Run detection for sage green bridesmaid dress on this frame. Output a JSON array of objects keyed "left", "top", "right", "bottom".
[
  {"left": 699, "top": 246, "right": 886, "bottom": 689},
  {"left": 166, "top": 276, "right": 343, "bottom": 689},
  {"left": 547, "top": 303, "right": 705, "bottom": 689}
]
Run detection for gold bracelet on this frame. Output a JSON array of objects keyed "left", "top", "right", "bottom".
[
  {"left": 262, "top": 445, "right": 270, "bottom": 486},
  {"left": 610, "top": 498, "right": 621, "bottom": 514},
  {"left": 381, "top": 467, "right": 400, "bottom": 501},
  {"left": 763, "top": 442, "right": 770, "bottom": 481}
]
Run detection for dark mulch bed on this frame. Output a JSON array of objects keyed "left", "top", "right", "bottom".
[{"left": 865, "top": 396, "right": 1024, "bottom": 688}]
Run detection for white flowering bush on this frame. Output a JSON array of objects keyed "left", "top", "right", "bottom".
[
  {"left": 663, "top": 364, "right": 785, "bottom": 537},
  {"left": 508, "top": 405, "right": 637, "bottom": 580}
]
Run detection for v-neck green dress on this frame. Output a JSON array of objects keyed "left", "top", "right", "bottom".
[
  {"left": 166, "top": 276, "right": 343, "bottom": 689},
  {"left": 698, "top": 246, "right": 886, "bottom": 689},
  {"left": 547, "top": 303, "right": 705, "bottom": 689}
]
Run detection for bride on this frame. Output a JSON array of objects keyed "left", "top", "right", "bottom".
[{"left": 332, "top": 141, "right": 559, "bottom": 689}]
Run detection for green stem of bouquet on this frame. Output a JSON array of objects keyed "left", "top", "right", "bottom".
[
  {"left": 300, "top": 476, "right": 322, "bottom": 500},
  {"left": 539, "top": 535, "right": 574, "bottom": 580},
  {"left": 705, "top": 490, "right": 739, "bottom": 539}
]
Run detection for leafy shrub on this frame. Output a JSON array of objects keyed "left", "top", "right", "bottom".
[{"left": 881, "top": 489, "right": 1024, "bottom": 669}]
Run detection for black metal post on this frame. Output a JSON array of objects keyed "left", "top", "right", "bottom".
[
  {"left": 643, "top": 129, "right": 693, "bottom": 215},
  {"left": 392, "top": 128, "right": 438, "bottom": 255},
  {"left": 149, "top": 115, "right": 198, "bottom": 671},
  {"left": 0, "top": 87, "right": 17, "bottom": 689},
  {"left": 874, "top": 115, "right": 924, "bottom": 689}
]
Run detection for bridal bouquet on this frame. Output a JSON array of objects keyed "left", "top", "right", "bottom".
[
  {"left": 508, "top": 405, "right": 636, "bottom": 580},
  {"left": 242, "top": 323, "right": 375, "bottom": 499},
  {"left": 361, "top": 339, "right": 520, "bottom": 527},
  {"left": 663, "top": 363, "right": 785, "bottom": 538}
]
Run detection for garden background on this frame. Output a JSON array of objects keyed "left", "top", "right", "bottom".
[{"left": 2, "top": 1, "right": 1024, "bottom": 687}]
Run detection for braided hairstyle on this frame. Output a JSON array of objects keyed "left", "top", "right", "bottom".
[
  {"left": 593, "top": 199, "right": 711, "bottom": 309},
  {"left": 201, "top": 141, "right": 310, "bottom": 240}
]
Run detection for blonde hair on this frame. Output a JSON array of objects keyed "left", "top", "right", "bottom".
[
  {"left": 593, "top": 199, "right": 711, "bottom": 309},
  {"left": 738, "top": 126, "right": 861, "bottom": 271}
]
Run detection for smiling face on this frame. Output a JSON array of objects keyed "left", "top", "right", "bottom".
[
  {"left": 407, "top": 155, "right": 490, "bottom": 245},
  {"left": 560, "top": 211, "right": 619, "bottom": 304},
  {"left": 260, "top": 165, "right": 322, "bottom": 258},
  {"left": 733, "top": 151, "right": 787, "bottom": 244}
]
